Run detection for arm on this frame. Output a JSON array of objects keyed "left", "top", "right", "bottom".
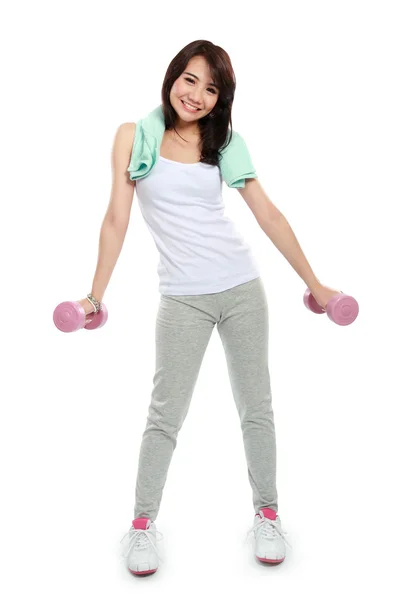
[
  {"left": 238, "top": 178, "right": 321, "bottom": 291},
  {"left": 84, "top": 122, "right": 137, "bottom": 306}
]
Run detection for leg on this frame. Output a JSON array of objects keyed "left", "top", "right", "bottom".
[
  {"left": 134, "top": 293, "right": 218, "bottom": 521},
  {"left": 216, "top": 277, "right": 278, "bottom": 514}
]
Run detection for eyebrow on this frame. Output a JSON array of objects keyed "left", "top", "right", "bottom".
[{"left": 183, "top": 72, "right": 219, "bottom": 89}]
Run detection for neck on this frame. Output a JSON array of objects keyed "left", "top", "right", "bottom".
[{"left": 175, "top": 117, "right": 200, "bottom": 139}]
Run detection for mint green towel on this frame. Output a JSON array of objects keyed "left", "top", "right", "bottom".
[{"left": 127, "top": 105, "right": 257, "bottom": 188}]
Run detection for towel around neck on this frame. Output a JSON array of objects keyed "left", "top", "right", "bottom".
[{"left": 127, "top": 104, "right": 258, "bottom": 189}]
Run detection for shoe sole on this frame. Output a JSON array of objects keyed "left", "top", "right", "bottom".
[
  {"left": 256, "top": 556, "right": 285, "bottom": 564},
  {"left": 129, "top": 567, "right": 158, "bottom": 576}
]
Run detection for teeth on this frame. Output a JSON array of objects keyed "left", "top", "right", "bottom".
[{"left": 182, "top": 100, "right": 199, "bottom": 111}]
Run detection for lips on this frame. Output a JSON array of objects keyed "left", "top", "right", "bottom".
[{"left": 181, "top": 99, "right": 200, "bottom": 111}]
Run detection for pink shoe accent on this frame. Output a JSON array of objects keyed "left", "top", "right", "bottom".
[
  {"left": 256, "top": 507, "right": 277, "bottom": 520},
  {"left": 257, "top": 556, "right": 285, "bottom": 564},
  {"left": 129, "top": 567, "right": 158, "bottom": 576},
  {"left": 132, "top": 517, "right": 151, "bottom": 530}
]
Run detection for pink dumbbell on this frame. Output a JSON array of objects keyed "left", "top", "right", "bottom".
[
  {"left": 303, "top": 289, "right": 359, "bottom": 326},
  {"left": 53, "top": 301, "right": 108, "bottom": 333}
]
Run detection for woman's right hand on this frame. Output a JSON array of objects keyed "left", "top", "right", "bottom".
[{"left": 77, "top": 298, "right": 96, "bottom": 315}]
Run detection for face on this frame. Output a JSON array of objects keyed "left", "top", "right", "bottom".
[{"left": 170, "top": 55, "right": 220, "bottom": 125}]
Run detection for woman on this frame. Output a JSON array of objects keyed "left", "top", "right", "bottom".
[{"left": 79, "top": 40, "right": 340, "bottom": 576}]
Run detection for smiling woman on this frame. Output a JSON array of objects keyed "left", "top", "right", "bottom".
[
  {"left": 79, "top": 39, "right": 292, "bottom": 576},
  {"left": 160, "top": 41, "right": 236, "bottom": 165}
]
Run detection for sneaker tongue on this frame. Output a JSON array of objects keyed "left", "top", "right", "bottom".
[
  {"left": 132, "top": 517, "right": 151, "bottom": 530},
  {"left": 259, "top": 507, "right": 277, "bottom": 520}
]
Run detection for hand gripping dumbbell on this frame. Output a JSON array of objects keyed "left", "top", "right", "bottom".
[
  {"left": 303, "top": 289, "right": 359, "bottom": 326},
  {"left": 53, "top": 301, "right": 108, "bottom": 333}
]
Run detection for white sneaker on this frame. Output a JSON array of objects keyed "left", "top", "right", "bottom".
[
  {"left": 244, "top": 507, "right": 291, "bottom": 564},
  {"left": 120, "top": 517, "right": 164, "bottom": 576}
]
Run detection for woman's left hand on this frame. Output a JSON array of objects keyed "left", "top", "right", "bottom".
[{"left": 309, "top": 283, "right": 343, "bottom": 311}]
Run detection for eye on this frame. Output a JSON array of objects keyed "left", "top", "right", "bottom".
[{"left": 184, "top": 77, "right": 217, "bottom": 94}]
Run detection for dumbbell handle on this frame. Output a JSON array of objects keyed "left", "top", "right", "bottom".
[
  {"left": 319, "top": 290, "right": 344, "bottom": 312},
  {"left": 83, "top": 313, "right": 98, "bottom": 325}
]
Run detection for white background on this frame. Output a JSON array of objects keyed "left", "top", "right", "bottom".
[{"left": 1, "top": 0, "right": 399, "bottom": 597}]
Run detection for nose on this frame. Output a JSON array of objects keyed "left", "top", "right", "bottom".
[{"left": 188, "top": 90, "right": 202, "bottom": 106}]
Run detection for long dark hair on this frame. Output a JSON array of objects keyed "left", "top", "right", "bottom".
[{"left": 161, "top": 40, "right": 236, "bottom": 166}]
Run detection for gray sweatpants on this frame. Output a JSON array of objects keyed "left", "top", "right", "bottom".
[{"left": 134, "top": 276, "right": 278, "bottom": 520}]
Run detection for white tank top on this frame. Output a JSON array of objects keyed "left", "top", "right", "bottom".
[{"left": 135, "top": 155, "right": 261, "bottom": 295}]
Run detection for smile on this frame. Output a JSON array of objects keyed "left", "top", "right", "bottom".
[{"left": 181, "top": 100, "right": 201, "bottom": 112}]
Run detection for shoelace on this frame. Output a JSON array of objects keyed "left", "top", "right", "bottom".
[
  {"left": 119, "top": 526, "right": 165, "bottom": 564},
  {"left": 243, "top": 516, "right": 292, "bottom": 549}
]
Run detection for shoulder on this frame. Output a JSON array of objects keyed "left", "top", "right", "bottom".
[
  {"left": 115, "top": 122, "right": 136, "bottom": 145},
  {"left": 218, "top": 129, "right": 257, "bottom": 188},
  {"left": 230, "top": 130, "right": 247, "bottom": 145},
  {"left": 110, "top": 123, "right": 136, "bottom": 170},
  {"left": 219, "top": 130, "right": 249, "bottom": 159},
  {"left": 221, "top": 129, "right": 245, "bottom": 152},
  {"left": 112, "top": 122, "right": 136, "bottom": 156}
]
